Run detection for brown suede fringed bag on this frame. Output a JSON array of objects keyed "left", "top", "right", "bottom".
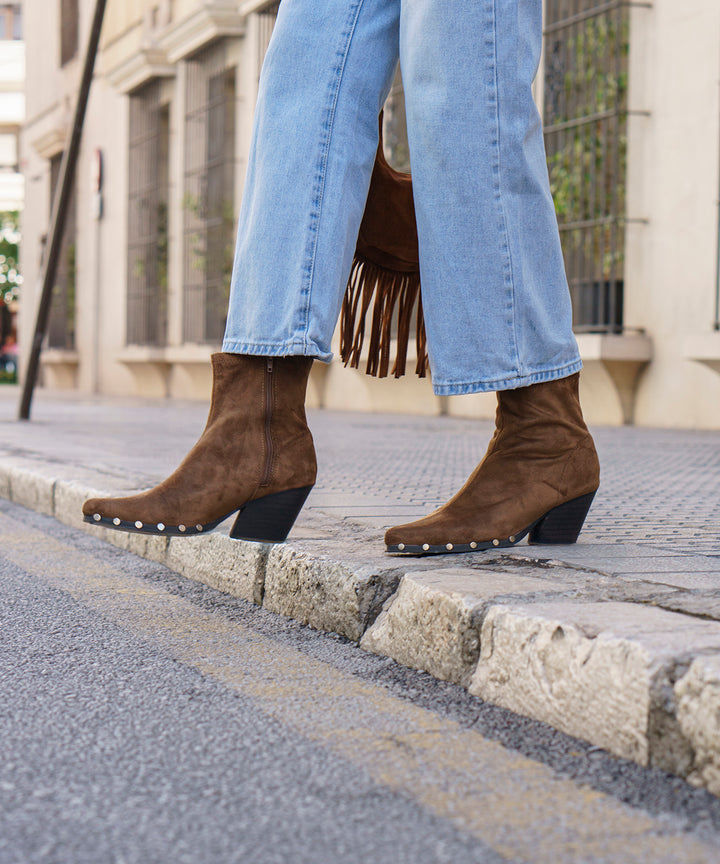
[{"left": 340, "top": 115, "right": 429, "bottom": 378}]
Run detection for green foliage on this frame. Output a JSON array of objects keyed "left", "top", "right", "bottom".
[
  {"left": 0, "top": 210, "right": 21, "bottom": 306},
  {"left": 545, "top": 10, "right": 629, "bottom": 281},
  {"left": 182, "top": 191, "right": 236, "bottom": 292}
]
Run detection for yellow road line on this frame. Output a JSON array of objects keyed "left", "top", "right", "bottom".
[{"left": 1, "top": 512, "right": 715, "bottom": 864}]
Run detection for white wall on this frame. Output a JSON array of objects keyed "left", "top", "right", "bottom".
[
  {"left": 625, "top": 0, "right": 720, "bottom": 427},
  {"left": 0, "top": 38, "right": 25, "bottom": 210}
]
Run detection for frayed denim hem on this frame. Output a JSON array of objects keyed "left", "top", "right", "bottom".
[
  {"left": 221, "top": 339, "right": 333, "bottom": 363},
  {"left": 432, "top": 359, "right": 583, "bottom": 396}
]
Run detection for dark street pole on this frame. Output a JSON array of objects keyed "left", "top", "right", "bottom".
[{"left": 18, "top": 0, "right": 108, "bottom": 420}]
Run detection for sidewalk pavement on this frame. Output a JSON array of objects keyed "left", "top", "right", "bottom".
[{"left": 1, "top": 383, "right": 719, "bottom": 792}]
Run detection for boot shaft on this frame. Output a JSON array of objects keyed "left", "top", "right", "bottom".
[
  {"left": 207, "top": 353, "right": 313, "bottom": 428},
  {"left": 209, "top": 353, "right": 317, "bottom": 494},
  {"left": 495, "top": 373, "right": 591, "bottom": 449}
]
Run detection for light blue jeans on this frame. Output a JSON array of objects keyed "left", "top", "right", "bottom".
[{"left": 222, "top": 0, "right": 583, "bottom": 395}]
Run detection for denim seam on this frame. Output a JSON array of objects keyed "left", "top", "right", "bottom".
[
  {"left": 487, "top": 0, "right": 522, "bottom": 378},
  {"left": 299, "top": 0, "right": 366, "bottom": 352},
  {"left": 221, "top": 338, "right": 332, "bottom": 359},
  {"left": 432, "top": 358, "right": 584, "bottom": 395}
]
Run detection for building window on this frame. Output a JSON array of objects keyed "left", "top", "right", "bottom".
[
  {"left": 127, "top": 80, "right": 170, "bottom": 347},
  {"left": 183, "top": 41, "right": 236, "bottom": 344},
  {"left": 60, "top": 0, "right": 79, "bottom": 66},
  {"left": 543, "top": 0, "right": 630, "bottom": 332},
  {"left": 0, "top": 4, "right": 22, "bottom": 40},
  {"left": 47, "top": 154, "right": 77, "bottom": 350}
]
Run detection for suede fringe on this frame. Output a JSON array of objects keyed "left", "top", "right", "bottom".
[{"left": 340, "top": 255, "right": 428, "bottom": 379}]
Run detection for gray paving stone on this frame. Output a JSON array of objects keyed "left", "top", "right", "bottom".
[
  {"left": 655, "top": 594, "right": 720, "bottom": 621},
  {"left": 602, "top": 557, "right": 720, "bottom": 575},
  {"left": 615, "top": 572, "right": 720, "bottom": 591},
  {"left": 515, "top": 544, "right": 684, "bottom": 560}
]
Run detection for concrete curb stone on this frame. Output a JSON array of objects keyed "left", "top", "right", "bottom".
[
  {"left": 264, "top": 544, "right": 403, "bottom": 642},
  {"left": 7, "top": 465, "right": 56, "bottom": 515},
  {"left": 0, "top": 465, "right": 10, "bottom": 500},
  {"left": 165, "top": 533, "right": 268, "bottom": 605},
  {"left": 52, "top": 479, "right": 98, "bottom": 532},
  {"left": 3, "top": 457, "right": 720, "bottom": 796},
  {"left": 675, "top": 655, "right": 720, "bottom": 795},
  {"left": 361, "top": 568, "right": 579, "bottom": 687},
  {"left": 469, "top": 601, "right": 720, "bottom": 769}
]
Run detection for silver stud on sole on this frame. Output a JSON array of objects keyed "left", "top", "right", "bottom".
[
  {"left": 93, "top": 513, "right": 101, "bottom": 522},
  {"left": 113, "top": 518, "right": 121, "bottom": 526},
  {"left": 422, "top": 543, "right": 430, "bottom": 551},
  {"left": 157, "top": 523, "right": 165, "bottom": 531},
  {"left": 446, "top": 543, "right": 453, "bottom": 551},
  {"left": 135, "top": 521, "right": 143, "bottom": 529}
]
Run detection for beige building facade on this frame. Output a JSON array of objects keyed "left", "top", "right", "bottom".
[
  {"left": 0, "top": 3, "right": 23, "bottom": 212},
  {"left": 17, "top": 0, "right": 720, "bottom": 428}
]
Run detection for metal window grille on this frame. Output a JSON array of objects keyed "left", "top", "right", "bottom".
[
  {"left": 47, "top": 153, "right": 76, "bottom": 350},
  {"left": 60, "top": 0, "right": 78, "bottom": 66},
  {"left": 183, "top": 41, "right": 237, "bottom": 344},
  {"left": 543, "top": 0, "right": 631, "bottom": 332},
  {"left": 127, "top": 80, "right": 170, "bottom": 347}
]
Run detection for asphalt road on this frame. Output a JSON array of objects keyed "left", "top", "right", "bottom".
[{"left": 2, "top": 498, "right": 720, "bottom": 864}]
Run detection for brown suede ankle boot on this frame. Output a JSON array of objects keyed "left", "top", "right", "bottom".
[
  {"left": 385, "top": 373, "right": 599, "bottom": 554},
  {"left": 83, "top": 353, "right": 316, "bottom": 542}
]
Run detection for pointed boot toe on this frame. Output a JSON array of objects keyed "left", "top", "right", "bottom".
[
  {"left": 82, "top": 497, "right": 103, "bottom": 517},
  {"left": 83, "top": 497, "right": 111, "bottom": 522}
]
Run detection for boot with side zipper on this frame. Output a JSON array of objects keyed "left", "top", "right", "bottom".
[
  {"left": 385, "top": 373, "right": 599, "bottom": 554},
  {"left": 83, "top": 353, "right": 316, "bottom": 542}
]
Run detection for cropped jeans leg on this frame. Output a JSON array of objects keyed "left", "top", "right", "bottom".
[
  {"left": 222, "top": 0, "right": 400, "bottom": 361},
  {"left": 399, "top": 0, "right": 582, "bottom": 394}
]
